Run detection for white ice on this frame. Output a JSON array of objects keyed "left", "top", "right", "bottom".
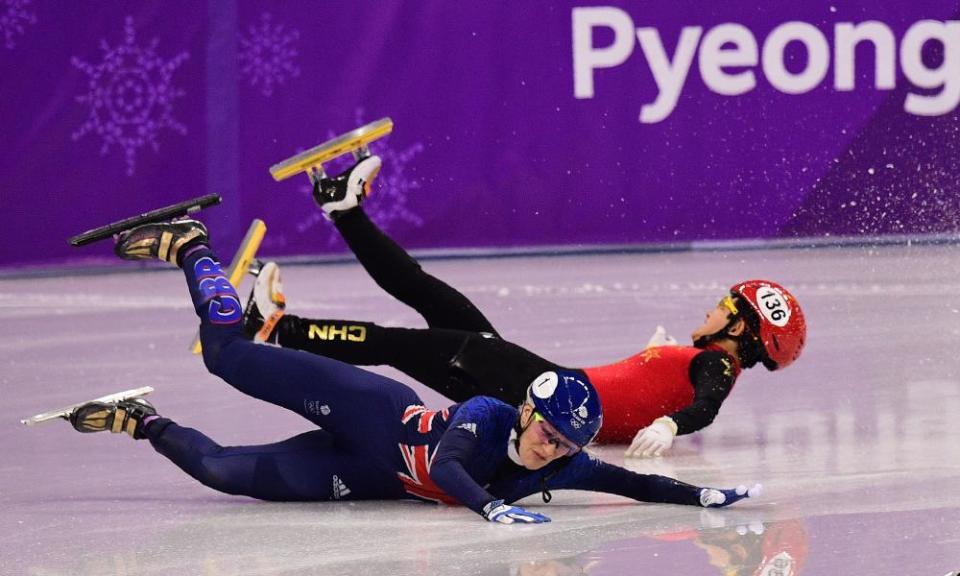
[{"left": 1, "top": 244, "right": 958, "bottom": 575}]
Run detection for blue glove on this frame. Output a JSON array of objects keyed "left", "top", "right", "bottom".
[
  {"left": 482, "top": 499, "right": 551, "bottom": 524},
  {"left": 699, "top": 483, "right": 762, "bottom": 508}
]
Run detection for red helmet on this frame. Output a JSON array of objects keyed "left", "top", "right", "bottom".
[{"left": 730, "top": 280, "right": 806, "bottom": 370}]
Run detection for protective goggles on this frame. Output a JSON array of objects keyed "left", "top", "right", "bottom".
[
  {"left": 532, "top": 412, "right": 580, "bottom": 456},
  {"left": 719, "top": 295, "right": 739, "bottom": 316}
]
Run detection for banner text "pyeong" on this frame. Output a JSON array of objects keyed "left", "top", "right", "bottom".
[{"left": 572, "top": 7, "right": 960, "bottom": 123}]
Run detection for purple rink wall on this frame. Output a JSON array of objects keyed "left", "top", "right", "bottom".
[{"left": 2, "top": 0, "right": 960, "bottom": 270}]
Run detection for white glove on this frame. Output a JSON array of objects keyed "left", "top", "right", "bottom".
[
  {"left": 699, "top": 484, "right": 763, "bottom": 508},
  {"left": 625, "top": 416, "right": 678, "bottom": 458},
  {"left": 645, "top": 325, "right": 679, "bottom": 348}
]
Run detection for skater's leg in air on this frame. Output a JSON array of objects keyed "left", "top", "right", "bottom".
[
  {"left": 249, "top": 157, "right": 559, "bottom": 405},
  {"left": 335, "top": 208, "right": 497, "bottom": 333},
  {"left": 114, "top": 221, "right": 421, "bottom": 448},
  {"left": 240, "top": 262, "right": 485, "bottom": 401},
  {"left": 241, "top": 260, "right": 544, "bottom": 404},
  {"left": 313, "top": 155, "right": 497, "bottom": 333}
]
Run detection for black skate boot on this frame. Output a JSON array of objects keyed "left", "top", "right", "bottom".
[
  {"left": 69, "top": 398, "right": 157, "bottom": 440},
  {"left": 242, "top": 261, "right": 286, "bottom": 344},
  {"left": 312, "top": 155, "right": 382, "bottom": 219},
  {"left": 114, "top": 219, "right": 208, "bottom": 266}
]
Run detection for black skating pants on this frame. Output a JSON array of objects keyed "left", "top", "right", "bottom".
[{"left": 274, "top": 209, "right": 563, "bottom": 405}]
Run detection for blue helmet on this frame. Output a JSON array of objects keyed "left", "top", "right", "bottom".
[{"left": 526, "top": 370, "right": 603, "bottom": 448}]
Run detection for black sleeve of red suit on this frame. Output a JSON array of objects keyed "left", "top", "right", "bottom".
[{"left": 668, "top": 351, "right": 737, "bottom": 435}]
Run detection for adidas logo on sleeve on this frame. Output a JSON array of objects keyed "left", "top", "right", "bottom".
[{"left": 456, "top": 422, "right": 477, "bottom": 436}]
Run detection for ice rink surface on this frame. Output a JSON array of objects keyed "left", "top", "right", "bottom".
[{"left": 2, "top": 244, "right": 959, "bottom": 575}]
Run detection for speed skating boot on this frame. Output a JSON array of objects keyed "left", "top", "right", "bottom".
[
  {"left": 312, "top": 155, "right": 382, "bottom": 219},
  {"left": 69, "top": 398, "right": 157, "bottom": 440},
  {"left": 114, "top": 220, "right": 208, "bottom": 266},
  {"left": 242, "top": 261, "right": 286, "bottom": 344}
]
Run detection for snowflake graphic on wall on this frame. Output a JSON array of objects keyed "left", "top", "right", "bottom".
[
  {"left": 72, "top": 17, "right": 189, "bottom": 176},
  {"left": 292, "top": 113, "right": 425, "bottom": 249},
  {"left": 1, "top": 0, "right": 37, "bottom": 49},
  {"left": 238, "top": 12, "right": 300, "bottom": 97}
]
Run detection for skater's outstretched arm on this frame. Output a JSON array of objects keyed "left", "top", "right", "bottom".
[
  {"left": 428, "top": 397, "right": 761, "bottom": 523},
  {"left": 671, "top": 351, "right": 737, "bottom": 435},
  {"left": 552, "top": 454, "right": 762, "bottom": 508}
]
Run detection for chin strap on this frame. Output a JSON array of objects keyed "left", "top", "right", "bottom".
[
  {"left": 540, "top": 476, "right": 554, "bottom": 503},
  {"left": 512, "top": 408, "right": 530, "bottom": 452},
  {"left": 506, "top": 428, "right": 524, "bottom": 466}
]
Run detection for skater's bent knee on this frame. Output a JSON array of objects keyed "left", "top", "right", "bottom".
[
  {"left": 198, "top": 454, "right": 296, "bottom": 500},
  {"left": 195, "top": 454, "right": 252, "bottom": 496},
  {"left": 200, "top": 339, "right": 226, "bottom": 375},
  {"left": 199, "top": 333, "right": 250, "bottom": 377},
  {"left": 373, "top": 263, "right": 433, "bottom": 300}
]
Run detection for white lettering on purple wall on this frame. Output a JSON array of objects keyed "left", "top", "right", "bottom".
[{"left": 571, "top": 7, "right": 960, "bottom": 123}]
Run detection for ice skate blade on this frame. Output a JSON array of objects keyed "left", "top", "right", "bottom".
[
  {"left": 270, "top": 117, "right": 393, "bottom": 182},
  {"left": 21, "top": 386, "right": 155, "bottom": 426},
  {"left": 69, "top": 194, "right": 221, "bottom": 246}
]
